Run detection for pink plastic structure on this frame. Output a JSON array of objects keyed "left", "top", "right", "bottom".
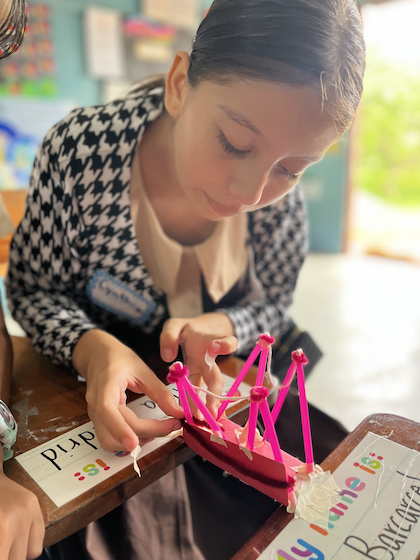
[{"left": 167, "top": 334, "right": 315, "bottom": 505}]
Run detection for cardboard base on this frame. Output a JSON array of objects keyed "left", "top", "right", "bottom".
[{"left": 183, "top": 418, "right": 303, "bottom": 506}]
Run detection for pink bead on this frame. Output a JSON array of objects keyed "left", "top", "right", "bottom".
[
  {"left": 167, "top": 362, "right": 189, "bottom": 384},
  {"left": 250, "top": 386, "right": 270, "bottom": 403},
  {"left": 292, "top": 349, "right": 308, "bottom": 364},
  {"left": 258, "top": 333, "right": 275, "bottom": 349}
]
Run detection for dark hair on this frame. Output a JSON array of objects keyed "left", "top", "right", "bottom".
[
  {"left": 188, "top": 0, "right": 366, "bottom": 133},
  {"left": 0, "top": 0, "right": 27, "bottom": 60}
]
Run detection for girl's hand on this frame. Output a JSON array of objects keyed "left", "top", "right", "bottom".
[
  {"left": 160, "top": 313, "right": 238, "bottom": 417},
  {"left": 72, "top": 330, "right": 184, "bottom": 452},
  {"left": 0, "top": 469, "right": 44, "bottom": 560}
]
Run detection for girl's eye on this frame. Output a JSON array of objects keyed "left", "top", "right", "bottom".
[
  {"left": 275, "top": 165, "right": 300, "bottom": 182},
  {"left": 218, "top": 131, "right": 250, "bottom": 158}
]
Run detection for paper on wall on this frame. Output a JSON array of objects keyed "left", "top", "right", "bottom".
[
  {"left": 16, "top": 374, "right": 252, "bottom": 507},
  {"left": 84, "top": 7, "right": 125, "bottom": 79}
]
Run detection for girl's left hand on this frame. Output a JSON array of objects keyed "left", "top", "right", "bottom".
[{"left": 160, "top": 313, "right": 238, "bottom": 417}]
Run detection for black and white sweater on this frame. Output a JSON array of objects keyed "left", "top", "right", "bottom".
[{"left": 6, "top": 82, "right": 307, "bottom": 368}]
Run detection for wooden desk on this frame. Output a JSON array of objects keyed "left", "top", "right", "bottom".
[
  {"left": 5, "top": 336, "right": 258, "bottom": 548},
  {"left": 231, "top": 413, "right": 420, "bottom": 560}
]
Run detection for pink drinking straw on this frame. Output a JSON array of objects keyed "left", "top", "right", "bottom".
[
  {"left": 217, "top": 343, "right": 261, "bottom": 420},
  {"left": 246, "top": 346, "right": 269, "bottom": 450},
  {"left": 217, "top": 333, "right": 275, "bottom": 420},
  {"left": 265, "top": 360, "right": 297, "bottom": 439},
  {"left": 258, "top": 391, "right": 284, "bottom": 463},
  {"left": 167, "top": 362, "right": 194, "bottom": 424},
  {"left": 167, "top": 362, "right": 225, "bottom": 438},
  {"left": 293, "top": 350, "right": 314, "bottom": 472}
]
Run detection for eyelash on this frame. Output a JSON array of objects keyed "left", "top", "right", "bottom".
[
  {"left": 274, "top": 166, "right": 299, "bottom": 182},
  {"left": 217, "top": 130, "right": 300, "bottom": 182},
  {"left": 218, "top": 131, "right": 250, "bottom": 158}
]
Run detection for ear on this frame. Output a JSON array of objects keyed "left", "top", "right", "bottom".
[{"left": 165, "top": 51, "right": 191, "bottom": 120}]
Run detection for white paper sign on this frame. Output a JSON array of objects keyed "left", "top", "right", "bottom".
[
  {"left": 16, "top": 374, "right": 252, "bottom": 507},
  {"left": 259, "top": 432, "right": 420, "bottom": 560},
  {"left": 84, "top": 7, "right": 125, "bottom": 79}
]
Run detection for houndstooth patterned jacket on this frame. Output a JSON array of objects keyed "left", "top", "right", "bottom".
[{"left": 6, "top": 82, "right": 308, "bottom": 369}]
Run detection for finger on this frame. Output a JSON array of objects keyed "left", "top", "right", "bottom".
[
  {"left": 86, "top": 379, "right": 140, "bottom": 452},
  {"left": 160, "top": 319, "right": 186, "bottom": 362},
  {"left": 88, "top": 404, "right": 138, "bottom": 452},
  {"left": 208, "top": 336, "right": 238, "bottom": 357},
  {"left": 203, "top": 362, "right": 224, "bottom": 418},
  {"left": 120, "top": 407, "right": 182, "bottom": 439},
  {"left": 131, "top": 370, "right": 184, "bottom": 419}
]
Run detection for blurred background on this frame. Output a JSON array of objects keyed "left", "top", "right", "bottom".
[{"left": 0, "top": 0, "right": 419, "bottom": 433}]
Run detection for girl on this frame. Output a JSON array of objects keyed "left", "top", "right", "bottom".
[{"left": 7, "top": 1, "right": 365, "bottom": 559}]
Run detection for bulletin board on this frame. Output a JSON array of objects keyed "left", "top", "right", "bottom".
[{"left": 0, "top": 3, "right": 57, "bottom": 98}]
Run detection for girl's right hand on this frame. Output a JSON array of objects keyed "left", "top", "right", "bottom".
[{"left": 72, "top": 330, "right": 184, "bottom": 452}]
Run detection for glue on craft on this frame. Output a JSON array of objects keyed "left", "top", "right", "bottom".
[{"left": 167, "top": 333, "right": 324, "bottom": 509}]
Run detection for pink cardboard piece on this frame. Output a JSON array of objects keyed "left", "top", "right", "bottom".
[{"left": 182, "top": 417, "right": 303, "bottom": 506}]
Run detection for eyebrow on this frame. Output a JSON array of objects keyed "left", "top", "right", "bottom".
[{"left": 218, "top": 105, "right": 262, "bottom": 136}]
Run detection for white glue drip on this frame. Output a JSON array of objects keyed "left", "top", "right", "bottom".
[
  {"left": 204, "top": 351, "right": 216, "bottom": 370},
  {"left": 131, "top": 445, "right": 142, "bottom": 477}
]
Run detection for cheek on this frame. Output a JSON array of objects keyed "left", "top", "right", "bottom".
[{"left": 175, "top": 129, "right": 232, "bottom": 190}]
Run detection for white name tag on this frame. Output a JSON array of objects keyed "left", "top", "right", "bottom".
[{"left": 86, "top": 269, "right": 156, "bottom": 325}]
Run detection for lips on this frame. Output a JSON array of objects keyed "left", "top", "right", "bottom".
[{"left": 203, "top": 192, "right": 242, "bottom": 218}]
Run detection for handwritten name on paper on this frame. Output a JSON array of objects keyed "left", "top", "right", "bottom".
[
  {"left": 258, "top": 432, "right": 420, "bottom": 560},
  {"left": 16, "top": 375, "right": 252, "bottom": 507}
]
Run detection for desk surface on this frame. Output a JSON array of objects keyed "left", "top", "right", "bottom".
[
  {"left": 7, "top": 337, "right": 420, "bottom": 558},
  {"left": 5, "top": 336, "right": 257, "bottom": 548},
  {"left": 231, "top": 413, "right": 420, "bottom": 560}
]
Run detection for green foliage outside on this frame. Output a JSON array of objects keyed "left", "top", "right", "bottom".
[{"left": 354, "top": 50, "right": 420, "bottom": 208}]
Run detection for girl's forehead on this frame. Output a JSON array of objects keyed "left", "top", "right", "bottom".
[{"left": 190, "top": 79, "right": 339, "bottom": 156}]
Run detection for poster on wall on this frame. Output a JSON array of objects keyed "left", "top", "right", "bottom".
[
  {"left": 0, "top": 98, "right": 73, "bottom": 190},
  {"left": 0, "top": 4, "right": 57, "bottom": 98},
  {"left": 84, "top": 7, "right": 125, "bottom": 80}
]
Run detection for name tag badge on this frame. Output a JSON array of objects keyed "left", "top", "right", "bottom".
[{"left": 86, "top": 270, "right": 156, "bottom": 325}]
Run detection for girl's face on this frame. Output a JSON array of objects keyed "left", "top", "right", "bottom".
[{"left": 166, "top": 54, "right": 340, "bottom": 221}]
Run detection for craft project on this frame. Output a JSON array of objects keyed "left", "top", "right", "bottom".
[{"left": 167, "top": 333, "right": 316, "bottom": 508}]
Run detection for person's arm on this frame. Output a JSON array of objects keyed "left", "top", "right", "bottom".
[
  {"left": 6, "top": 122, "right": 184, "bottom": 453},
  {"left": 219, "top": 186, "right": 307, "bottom": 354},
  {"left": 0, "top": 302, "right": 45, "bottom": 560}
]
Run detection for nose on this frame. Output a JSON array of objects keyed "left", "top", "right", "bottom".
[{"left": 228, "top": 169, "right": 269, "bottom": 207}]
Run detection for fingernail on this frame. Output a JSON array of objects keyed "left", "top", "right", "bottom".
[
  {"left": 212, "top": 341, "right": 222, "bottom": 353},
  {"left": 122, "top": 437, "right": 135, "bottom": 452},
  {"left": 162, "top": 349, "right": 172, "bottom": 362}
]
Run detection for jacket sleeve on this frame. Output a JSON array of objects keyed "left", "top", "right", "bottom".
[
  {"left": 220, "top": 186, "right": 308, "bottom": 354},
  {"left": 6, "top": 122, "right": 98, "bottom": 369}
]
